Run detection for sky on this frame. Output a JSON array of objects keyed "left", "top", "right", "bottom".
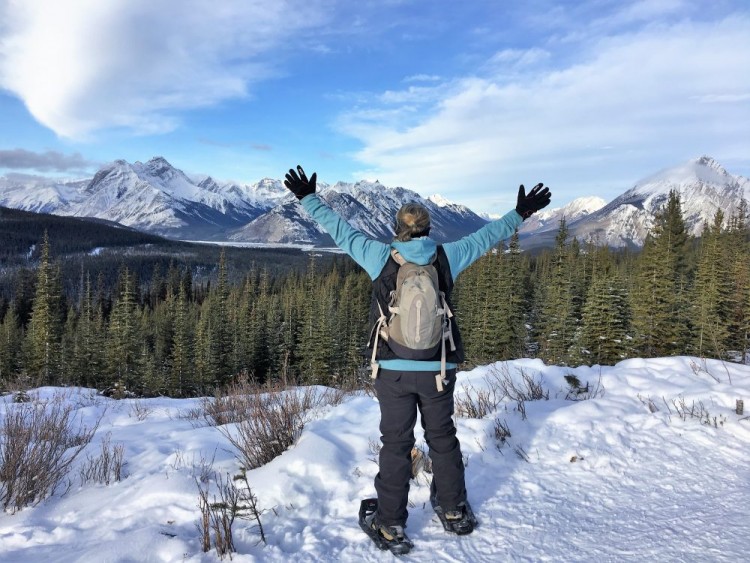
[{"left": 0, "top": 0, "right": 749, "bottom": 214}]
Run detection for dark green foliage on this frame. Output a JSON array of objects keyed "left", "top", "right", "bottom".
[
  {"left": 2, "top": 191, "right": 750, "bottom": 395},
  {"left": 24, "top": 232, "right": 65, "bottom": 383},
  {"left": 691, "top": 211, "right": 733, "bottom": 358},
  {"left": 534, "top": 219, "right": 578, "bottom": 365},
  {"left": 456, "top": 232, "right": 527, "bottom": 365},
  {"left": 577, "top": 263, "right": 631, "bottom": 365},
  {"left": 630, "top": 190, "right": 691, "bottom": 357}
]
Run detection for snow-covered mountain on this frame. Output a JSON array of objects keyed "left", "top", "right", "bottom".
[
  {"left": 1, "top": 155, "right": 747, "bottom": 247},
  {"left": 519, "top": 156, "right": 750, "bottom": 249},
  {"left": 0, "top": 158, "right": 486, "bottom": 243},
  {"left": 519, "top": 196, "right": 607, "bottom": 234},
  {"left": 0, "top": 173, "right": 89, "bottom": 214},
  {"left": 229, "top": 182, "right": 487, "bottom": 244},
  {"left": 572, "top": 157, "right": 750, "bottom": 247},
  {"left": 0, "top": 158, "right": 283, "bottom": 239}
]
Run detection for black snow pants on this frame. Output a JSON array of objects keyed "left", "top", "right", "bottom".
[{"left": 373, "top": 368, "right": 466, "bottom": 527}]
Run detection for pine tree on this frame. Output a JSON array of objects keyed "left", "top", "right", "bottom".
[
  {"left": 577, "top": 248, "right": 631, "bottom": 365},
  {"left": 495, "top": 232, "right": 527, "bottom": 359},
  {"left": 630, "top": 190, "right": 690, "bottom": 357},
  {"left": 535, "top": 219, "right": 576, "bottom": 365},
  {"left": 167, "top": 281, "right": 194, "bottom": 396},
  {"left": 297, "top": 255, "right": 335, "bottom": 384},
  {"left": 725, "top": 199, "right": 750, "bottom": 359},
  {"left": 0, "top": 307, "right": 22, "bottom": 383},
  {"left": 107, "top": 265, "right": 142, "bottom": 393},
  {"left": 211, "top": 249, "right": 233, "bottom": 385},
  {"left": 691, "top": 211, "right": 732, "bottom": 358},
  {"left": 25, "top": 232, "right": 65, "bottom": 383}
]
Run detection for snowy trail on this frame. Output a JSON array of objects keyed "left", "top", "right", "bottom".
[{"left": 1, "top": 357, "right": 749, "bottom": 562}]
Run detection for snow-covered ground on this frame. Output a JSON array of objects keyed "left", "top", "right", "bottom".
[{"left": 1, "top": 356, "right": 749, "bottom": 562}]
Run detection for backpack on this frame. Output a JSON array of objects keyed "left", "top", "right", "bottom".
[{"left": 369, "top": 249, "right": 456, "bottom": 388}]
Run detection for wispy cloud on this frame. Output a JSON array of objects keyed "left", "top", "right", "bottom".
[
  {"left": 0, "top": 148, "right": 96, "bottom": 172},
  {"left": 0, "top": 0, "right": 330, "bottom": 139},
  {"left": 404, "top": 74, "right": 442, "bottom": 83},
  {"left": 339, "top": 14, "right": 750, "bottom": 210}
]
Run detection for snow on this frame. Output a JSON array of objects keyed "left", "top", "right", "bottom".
[
  {"left": 633, "top": 156, "right": 734, "bottom": 192},
  {"left": 427, "top": 194, "right": 455, "bottom": 207},
  {"left": 2, "top": 357, "right": 750, "bottom": 562}
]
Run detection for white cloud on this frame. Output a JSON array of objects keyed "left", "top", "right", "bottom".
[
  {"left": 404, "top": 74, "right": 442, "bottom": 83},
  {"left": 0, "top": 0, "right": 328, "bottom": 139},
  {"left": 339, "top": 15, "right": 750, "bottom": 211},
  {"left": 487, "top": 48, "right": 551, "bottom": 69}
]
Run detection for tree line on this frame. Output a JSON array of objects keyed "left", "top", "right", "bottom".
[{"left": 1, "top": 190, "right": 748, "bottom": 396}]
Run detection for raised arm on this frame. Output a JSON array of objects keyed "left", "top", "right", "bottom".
[
  {"left": 443, "top": 183, "right": 551, "bottom": 277},
  {"left": 285, "top": 166, "right": 390, "bottom": 280}
]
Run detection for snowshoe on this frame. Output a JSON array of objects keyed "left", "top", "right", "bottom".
[
  {"left": 358, "top": 498, "right": 414, "bottom": 555},
  {"left": 430, "top": 497, "right": 478, "bottom": 535}
]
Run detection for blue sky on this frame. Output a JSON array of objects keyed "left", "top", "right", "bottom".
[{"left": 0, "top": 0, "right": 749, "bottom": 213}]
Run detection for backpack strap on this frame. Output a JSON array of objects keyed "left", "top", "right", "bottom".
[
  {"left": 368, "top": 302, "right": 388, "bottom": 379},
  {"left": 390, "top": 248, "right": 407, "bottom": 266}
]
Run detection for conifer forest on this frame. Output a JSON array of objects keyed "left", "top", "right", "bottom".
[{"left": 1, "top": 191, "right": 749, "bottom": 397}]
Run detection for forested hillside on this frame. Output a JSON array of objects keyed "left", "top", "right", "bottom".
[{"left": 1, "top": 190, "right": 748, "bottom": 396}]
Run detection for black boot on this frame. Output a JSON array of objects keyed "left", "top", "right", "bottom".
[
  {"left": 431, "top": 498, "right": 478, "bottom": 535},
  {"left": 358, "top": 498, "right": 414, "bottom": 555}
]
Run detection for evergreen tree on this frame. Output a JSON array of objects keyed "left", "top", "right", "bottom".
[
  {"left": 535, "top": 219, "right": 576, "bottom": 365},
  {"left": 691, "top": 211, "right": 732, "bottom": 357},
  {"left": 495, "top": 232, "right": 527, "bottom": 359},
  {"left": 725, "top": 199, "right": 750, "bottom": 359},
  {"left": 297, "top": 255, "right": 335, "bottom": 384},
  {"left": 25, "top": 232, "right": 65, "bottom": 383},
  {"left": 577, "top": 248, "right": 631, "bottom": 365},
  {"left": 167, "top": 281, "right": 194, "bottom": 396},
  {"left": 107, "top": 265, "right": 142, "bottom": 393},
  {"left": 0, "top": 308, "right": 22, "bottom": 383},
  {"left": 211, "top": 249, "right": 233, "bottom": 385},
  {"left": 630, "top": 190, "right": 690, "bottom": 357},
  {"left": 193, "top": 298, "right": 213, "bottom": 390}
]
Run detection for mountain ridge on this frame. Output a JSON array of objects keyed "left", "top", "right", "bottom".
[{"left": 1, "top": 155, "right": 748, "bottom": 248}]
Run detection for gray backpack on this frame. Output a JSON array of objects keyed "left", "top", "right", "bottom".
[{"left": 369, "top": 249, "right": 456, "bottom": 388}]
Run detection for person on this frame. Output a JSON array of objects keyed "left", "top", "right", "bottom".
[{"left": 284, "top": 165, "right": 551, "bottom": 553}]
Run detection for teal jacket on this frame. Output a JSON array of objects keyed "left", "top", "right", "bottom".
[{"left": 300, "top": 194, "right": 524, "bottom": 371}]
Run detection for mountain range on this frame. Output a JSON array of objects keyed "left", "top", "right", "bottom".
[{"left": 1, "top": 155, "right": 748, "bottom": 248}]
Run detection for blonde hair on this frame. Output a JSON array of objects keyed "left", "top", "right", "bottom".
[{"left": 394, "top": 203, "right": 431, "bottom": 241}]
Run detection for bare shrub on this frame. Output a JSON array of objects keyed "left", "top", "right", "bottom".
[
  {"left": 454, "top": 382, "right": 504, "bottom": 419},
  {"left": 564, "top": 373, "right": 604, "bottom": 401},
  {"left": 368, "top": 437, "right": 381, "bottom": 464},
  {"left": 0, "top": 373, "right": 43, "bottom": 396},
  {"left": 637, "top": 394, "right": 659, "bottom": 413},
  {"left": 215, "top": 383, "right": 342, "bottom": 470},
  {"left": 221, "top": 390, "right": 307, "bottom": 470},
  {"left": 493, "top": 418, "right": 512, "bottom": 450},
  {"left": 1, "top": 395, "right": 99, "bottom": 512},
  {"left": 197, "top": 470, "right": 266, "bottom": 558},
  {"left": 501, "top": 370, "right": 548, "bottom": 402},
  {"left": 169, "top": 448, "right": 216, "bottom": 483},
  {"left": 663, "top": 395, "right": 727, "bottom": 427},
  {"left": 79, "top": 432, "right": 125, "bottom": 486},
  {"left": 129, "top": 400, "right": 155, "bottom": 421},
  {"left": 514, "top": 444, "right": 530, "bottom": 463},
  {"left": 202, "top": 377, "right": 347, "bottom": 428}
]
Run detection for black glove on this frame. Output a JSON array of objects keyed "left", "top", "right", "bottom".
[
  {"left": 284, "top": 165, "right": 317, "bottom": 200},
  {"left": 516, "top": 183, "right": 551, "bottom": 220}
]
